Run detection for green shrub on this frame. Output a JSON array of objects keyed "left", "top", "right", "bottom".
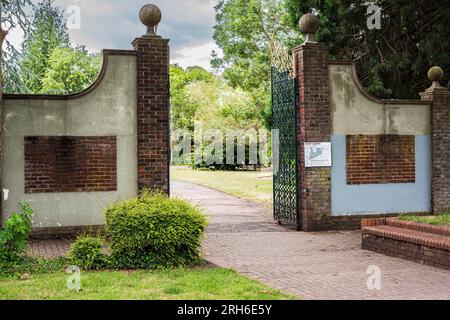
[
  {"left": 68, "top": 236, "right": 110, "bottom": 270},
  {"left": 105, "top": 191, "right": 207, "bottom": 269},
  {"left": 0, "top": 203, "right": 33, "bottom": 263},
  {"left": 191, "top": 140, "right": 263, "bottom": 171}
]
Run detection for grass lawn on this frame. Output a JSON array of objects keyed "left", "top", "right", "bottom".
[
  {"left": 398, "top": 214, "right": 450, "bottom": 227},
  {"left": 171, "top": 166, "right": 273, "bottom": 204},
  {"left": 0, "top": 267, "right": 295, "bottom": 300}
]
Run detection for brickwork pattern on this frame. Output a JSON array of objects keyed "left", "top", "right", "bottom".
[
  {"left": 24, "top": 136, "right": 117, "bottom": 193},
  {"left": 133, "top": 36, "right": 170, "bottom": 193},
  {"left": 362, "top": 234, "right": 450, "bottom": 269},
  {"left": 305, "top": 213, "right": 402, "bottom": 231},
  {"left": 28, "top": 181, "right": 450, "bottom": 299},
  {"left": 294, "top": 43, "right": 331, "bottom": 231},
  {"left": 346, "top": 135, "right": 415, "bottom": 185},
  {"left": 362, "top": 217, "right": 450, "bottom": 269},
  {"left": 175, "top": 181, "right": 450, "bottom": 300},
  {"left": 424, "top": 92, "right": 450, "bottom": 214}
]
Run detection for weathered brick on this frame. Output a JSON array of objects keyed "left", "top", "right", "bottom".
[
  {"left": 293, "top": 43, "right": 331, "bottom": 232},
  {"left": 24, "top": 136, "right": 117, "bottom": 193},
  {"left": 346, "top": 135, "right": 415, "bottom": 184},
  {"left": 420, "top": 91, "right": 450, "bottom": 214},
  {"left": 132, "top": 35, "right": 170, "bottom": 194}
]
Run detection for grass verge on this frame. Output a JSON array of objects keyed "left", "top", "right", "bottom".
[
  {"left": 0, "top": 267, "right": 295, "bottom": 300},
  {"left": 398, "top": 214, "right": 450, "bottom": 227},
  {"left": 171, "top": 166, "right": 273, "bottom": 204}
]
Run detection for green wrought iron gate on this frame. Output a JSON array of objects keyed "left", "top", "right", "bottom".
[{"left": 271, "top": 67, "right": 300, "bottom": 229}]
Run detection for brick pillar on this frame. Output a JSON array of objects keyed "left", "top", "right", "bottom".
[
  {"left": 132, "top": 34, "right": 170, "bottom": 194},
  {"left": 293, "top": 15, "right": 331, "bottom": 231},
  {"left": 420, "top": 67, "right": 450, "bottom": 214}
]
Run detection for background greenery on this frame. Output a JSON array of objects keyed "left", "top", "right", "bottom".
[
  {"left": 284, "top": 0, "right": 450, "bottom": 99},
  {"left": 2, "top": 0, "right": 100, "bottom": 94}
]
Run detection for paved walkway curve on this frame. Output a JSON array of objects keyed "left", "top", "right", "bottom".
[{"left": 172, "top": 180, "right": 450, "bottom": 300}]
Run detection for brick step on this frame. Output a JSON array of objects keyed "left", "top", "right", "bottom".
[
  {"left": 363, "top": 225, "right": 450, "bottom": 251},
  {"left": 385, "top": 217, "right": 450, "bottom": 236}
]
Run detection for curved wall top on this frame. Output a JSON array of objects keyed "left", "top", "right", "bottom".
[
  {"left": 3, "top": 50, "right": 137, "bottom": 137},
  {"left": 329, "top": 62, "right": 431, "bottom": 136},
  {"left": 4, "top": 49, "right": 137, "bottom": 101},
  {"left": 2, "top": 50, "right": 138, "bottom": 228}
]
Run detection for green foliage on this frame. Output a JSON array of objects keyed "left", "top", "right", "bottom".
[
  {"left": 0, "top": 203, "right": 33, "bottom": 263},
  {"left": 40, "top": 46, "right": 101, "bottom": 94},
  {"left": 284, "top": 0, "right": 450, "bottom": 98},
  {"left": 213, "top": 0, "right": 302, "bottom": 128},
  {"left": 68, "top": 236, "right": 110, "bottom": 270},
  {"left": 170, "top": 65, "right": 217, "bottom": 132},
  {"left": 191, "top": 139, "right": 263, "bottom": 171},
  {"left": 170, "top": 65, "right": 267, "bottom": 169},
  {"left": 398, "top": 214, "right": 450, "bottom": 227},
  {"left": 105, "top": 191, "right": 207, "bottom": 269},
  {"left": 19, "top": 0, "right": 70, "bottom": 93},
  {"left": 1, "top": 0, "right": 33, "bottom": 93},
  {"left": 0, "top": 256, "right": 69, "bottom": 277}
]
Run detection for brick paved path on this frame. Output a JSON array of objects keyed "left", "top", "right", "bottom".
[
  {"left": 28, "top": 239, "right": 72, "bottom": 259},
  {"left": 172, "top": 181, "right": 450, "bottom": 300}
]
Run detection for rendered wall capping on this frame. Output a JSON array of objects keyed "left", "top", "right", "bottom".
[{"left": 329, "top": 63, "right": 431, "bottom": 136}]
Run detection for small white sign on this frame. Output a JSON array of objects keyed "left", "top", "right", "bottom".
[{"left": 304, "top": 142, "right": 332, "bottom": 167}]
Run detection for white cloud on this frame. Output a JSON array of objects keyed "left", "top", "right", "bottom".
[
  {"left": 172, "top": 41, "right": 222, "bottom": 71},
  {"left": 6, "top": 0, "right": 221, "bottom": 69},
  {"left": 5, "top": 26, "right": 25, "bottom": 52}
]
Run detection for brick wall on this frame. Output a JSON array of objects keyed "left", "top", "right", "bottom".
[
  {"left": 362, "top": 234, "right": 450, "bottom": 269},
  {"left": 293, "top": 43, "right": 331, "bottom": 231},
  {"left": 346, "top": 135, "right": 415, "bottom": 185},
  {"left": 362, "top": 218, "right": 450, "bottom": 269},
  {"left": 24, "top": 136, "right": 117, "bottom": 193},
  {"left": 421, "top": 91, "right": 450, "bottom": 214},
  {"left": 132, "top": 36, "right": 170, "bottom": 193}
]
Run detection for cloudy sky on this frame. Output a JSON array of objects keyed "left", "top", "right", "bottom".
[{"left": 7, "top": 0, "right": 222, "bottom": 70}]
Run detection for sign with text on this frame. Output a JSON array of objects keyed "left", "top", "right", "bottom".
[{"left": 304, "top": 142, "right": 332, "bottom": 167}]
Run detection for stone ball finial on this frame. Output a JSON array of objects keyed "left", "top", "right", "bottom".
[
  {"left": 428, "top": 66, "right": 444, "bottom": 82},
  {"left": 139, "top": 4, "right": 162, "bottom": 36},
  {"left": 299, "top": 13, "right": 320, "bottom": 43},
  {"left": 426, "top": 66, "right": 445, "bottom": 91}
]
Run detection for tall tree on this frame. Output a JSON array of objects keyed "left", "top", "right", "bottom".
[
  {"left": 40, "top": 46, "right": 101, "bottom": 94},
  {"left": 170, "top": 65, "right": 216, "bottom": 132},
  {"left": 285, "top": 0, "right": 450, "bottom": 99},
  {"left": 213, "top": 0, "right": 302, "bottom": 128},
  {"left": 1, "top": 0, "right": 33, "bottom": 93},
  {"left": 20, "top": 0, "right": 69, "bottom": 93}
]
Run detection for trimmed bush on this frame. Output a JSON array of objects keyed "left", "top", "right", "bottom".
[
  {"left": 68, "top": 236, "right": 110, "bottom": 270},
  {"left": 105, "top": 191, "right": 207, "bottom": 269}
]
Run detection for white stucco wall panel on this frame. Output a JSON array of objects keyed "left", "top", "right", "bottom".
[
  {"left": 330, "top": 63, "right": 431, "bottom": 136},
  {"left": 2, "top": 53, "right": 138, "bottom": 228}
]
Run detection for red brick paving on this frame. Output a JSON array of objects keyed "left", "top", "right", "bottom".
[
  {"left": 28, "top": 181, "right": 450, "bottom": 299},
  {"left": 172, "top": 181, "right": 450, "bottom": 300},
  {"left": 28, "top": 239, "right": 72, "bottom": 259}
]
